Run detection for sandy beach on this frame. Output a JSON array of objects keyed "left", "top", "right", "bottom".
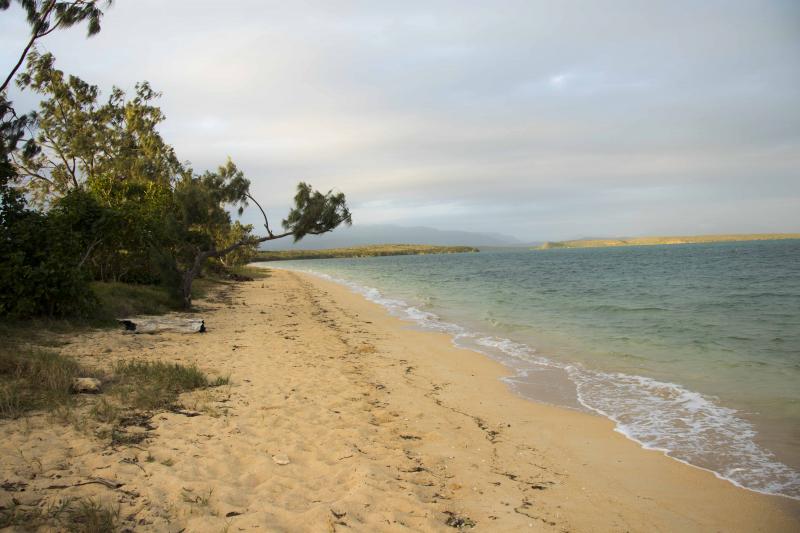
[{"left": 1, "top": 269, "right": 798, "bottom": 532}]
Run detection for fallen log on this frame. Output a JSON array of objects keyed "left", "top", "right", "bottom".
[{"left": 118, "top": 316, "right": 206, "bottom": 334}]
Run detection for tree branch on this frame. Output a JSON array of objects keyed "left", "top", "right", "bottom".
[
  {"left": 245, "top": 192, "right": 273, "bottom": 237},
  {"left": 77, "top": 237, "right": 102, "bottom": 269},
  {"left": 1, "top": 0, "right": 58, "bottom": 94},
  {"left": 42, "top": 129, "right": 80, "bottom": 188}
]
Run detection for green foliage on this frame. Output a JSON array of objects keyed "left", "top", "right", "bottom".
[
  {"left": 0, "top": 171, "right": 97, "bottom": 317},
  {"left": 173, "top": 158, "right": 251, "bottom": 250},
  {"left": 283, "top": 182, "right": 351, "bottom": 242},
  {"left": 11, "top": 53, "right": 187, "bottom": 284},
  {"left": 7, "top": 1, "right": 110, "bottom": 39},
  {"left": 1, "top": 1, "right": 113, "bottom": 98},
  {"left": 215, "top": 221, "right": 257, "bottom": 267},
  {"left": 15, "top": 50, "right": 182, "bottom": 211}
]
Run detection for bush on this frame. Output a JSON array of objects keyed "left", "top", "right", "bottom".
[{"left": 0, "top": 176, "right": 97, "bottom": 318}]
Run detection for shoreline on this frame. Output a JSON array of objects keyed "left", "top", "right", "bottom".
[
  {"left": 1, "top": 269, "right": 797, "bottom": 531},
  {"left": 270, "top": 264, "right": 800, "bottom": 502},
  {"left": 290, "top": 269, "right": 800, "bottom": 529}
]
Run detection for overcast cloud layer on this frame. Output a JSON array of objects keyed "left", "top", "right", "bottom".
[{"left": 2, "top": 0, "right": 799, "bottom": 240}]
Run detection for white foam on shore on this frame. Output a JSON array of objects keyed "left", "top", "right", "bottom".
[{"left": 263, "top": 264, "right": 800, "bottom": 500}]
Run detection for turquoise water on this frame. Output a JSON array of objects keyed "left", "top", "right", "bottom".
[{"left": 260, "top": 240, "right": 800, "bottom": 499}]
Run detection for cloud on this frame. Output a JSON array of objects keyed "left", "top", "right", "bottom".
[{"left": 1, "top": 0, "right": 798, "bottom": 239}]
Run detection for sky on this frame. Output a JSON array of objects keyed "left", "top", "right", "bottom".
[{"left": 1, "top": 0, "right": 799, "bottom": 241}]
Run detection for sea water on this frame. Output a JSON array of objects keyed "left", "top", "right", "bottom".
[{"left": 259, "top": 240, "right": 800, "bottom": 499}]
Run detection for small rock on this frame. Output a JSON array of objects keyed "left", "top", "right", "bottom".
[
  {"left": 71, "top": 377, "right": 102, "bottom": 394},
  {"left": 330, "top": 505, "right": 347, "bottom": 519},
  {"left": 272, "top": 454, "right": 290, "bottom": 465}
]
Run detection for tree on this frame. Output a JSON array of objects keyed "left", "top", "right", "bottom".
[
  {"left": 175, "top": 161, "right": 351, "bottom": 308},
  {"left": 13, "top": 51, "right": 183, "bottom": 207},
  {"left": 0, "top": 0, "right": 113, "bottom": 318},
  {"left": 1, "top": 0, "right": 113, "bottom": 160},
  {"left": 214, "top": 221, "right": 257, "bottom": 268},
  {"left": 1, "top": 0, "right": 111, "bottom": 94},
  {"left": 1, "top": 4, "right": 353, "bottom": 312},
  {"left": 10, "top": 53, "right": 186, "bottom": 283},
  {"left": 0, "top": 159, "right": 99, "bottom": 317}
]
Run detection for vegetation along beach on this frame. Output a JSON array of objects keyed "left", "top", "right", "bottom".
[{"left": 2, "top": 1, "right": 799, "bottom": 532}]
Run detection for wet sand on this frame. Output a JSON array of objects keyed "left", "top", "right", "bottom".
[{"left": 0, "top": 269, "right": 797, "bottom": 531}]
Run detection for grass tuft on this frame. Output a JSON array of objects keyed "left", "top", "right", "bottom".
[
  {"left": 110, "top": 360, "right": 223, "bottom": 411},
  {"left": 90, "top": 397, "right": 120, "bottom": 424},
  {"left": 66, "top": 498, "right": 120, "bottom": 533},
  {"left": 0, "top": 350, "right": 87, "bottom": 418},
  {"left": 0, "top": 497, "right": 118, "bottom": 532}
]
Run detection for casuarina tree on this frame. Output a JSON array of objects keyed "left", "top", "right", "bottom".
[{"left": 175, "top": 160, "right": 351, "bottom": 308}]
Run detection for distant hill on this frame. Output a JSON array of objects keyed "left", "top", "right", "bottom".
[
  {"left": 259, "top": 224, "right": 522, "bottom": 250},
  {"left": 537, "top": 233, "right": 800, "bottom": 250},
  {"left": 254, "top": 244, "right": 479, "bottom": 262}
]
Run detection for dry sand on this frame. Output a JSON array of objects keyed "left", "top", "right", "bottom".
[{"left": 1, "top": 269, "right": 798, "bottom": 531}]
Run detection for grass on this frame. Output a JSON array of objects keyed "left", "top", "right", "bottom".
[
  {"left": 0, "top": 497, "right": 119, "bottom": 532},
  {"left": 0, "top": 262, "right": 259, "bottom": 340},
  {"left": 0, "top": 348, "right": 228, "bottom": 433},
  {"left": 253, "top": 244, "right": 479, "bottom": 262},
  {"left": 110, "top": 359, "right": 223, "bottom": 411},
  {"left": 0, "top": 349, "right": 90, "bottom": 419},
  {"left": 89, "top": 397, "right": 120, "bottom": 423},
  {"left": 90, "top": 282, "right": 183, "bottom": 318},
  {"left": 0, "top": 265, "right": 232, "bottom": 426},
  {"left": 0, "top": 281, "right": 185, "bottom": 335}
]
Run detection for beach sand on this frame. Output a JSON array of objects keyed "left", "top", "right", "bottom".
[{"left": 1, "top": 269, "right": 798, "bottom": 531}]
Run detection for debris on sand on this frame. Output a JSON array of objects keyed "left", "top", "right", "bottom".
[{"left": 444, "top": 511, "right": 476, "bottom": 529}]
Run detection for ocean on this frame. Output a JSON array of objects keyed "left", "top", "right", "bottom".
[{"left": 258, "top": 239, "right": 800, "bottom": 500}]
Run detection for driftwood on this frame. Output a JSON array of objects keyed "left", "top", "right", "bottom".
[{"left": 118, "top": 316, "right": 206, "bottom": 334}]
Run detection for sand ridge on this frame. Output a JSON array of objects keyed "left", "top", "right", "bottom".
[{"left": 0, "top": 269, "right": 797, "bottom": 531}]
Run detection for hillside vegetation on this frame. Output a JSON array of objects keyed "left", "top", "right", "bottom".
[
  {"left": 537, "top": 233, "right": 800, "bottom": 250},
  {"left": 254, "top": 244, "right": 479, "bottom": 261}
]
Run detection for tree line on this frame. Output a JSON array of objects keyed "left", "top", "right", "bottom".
[{"left": 0, "top": 1, "right": 351, "bottom": 317}]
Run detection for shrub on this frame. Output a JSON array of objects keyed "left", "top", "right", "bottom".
[{"left": 0, "top": 179, "right": 97, "bottom": 318}]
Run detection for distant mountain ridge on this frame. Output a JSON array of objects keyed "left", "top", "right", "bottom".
[{"left": 259, "top": 224, "right": 523, "bottom": 250}]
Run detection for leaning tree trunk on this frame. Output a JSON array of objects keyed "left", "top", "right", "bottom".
[
  {"left": 182, "top": 250, "right": 213, "bottom": 309},
  {"left": 181, "top": 235, "right": 280, "bottom": 308}
]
